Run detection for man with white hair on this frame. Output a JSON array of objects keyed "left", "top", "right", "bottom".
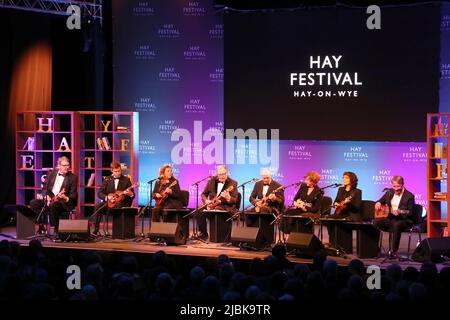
[
  {"left": 247, "top": 168, "right": 284, "bottom": 246},
  {"left": 198, "top": 165, "right": 238, "bottom": 240}
]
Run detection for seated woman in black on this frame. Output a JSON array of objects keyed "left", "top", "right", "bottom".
[
  {"left": 326, "top": 171, "right": 362, "bottom": 249},
  {"left": 152, "top": 164, "right": 182, "bottom": 222},
  {"left": 283, "top": 171, "right": 323, "bottom": 234}
]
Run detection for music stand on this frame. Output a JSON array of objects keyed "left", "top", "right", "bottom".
[{"left": 204, "top": 209, "right": 232, "bottom": 243}]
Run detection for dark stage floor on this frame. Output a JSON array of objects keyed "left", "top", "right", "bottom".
[{"left": 0, "top": 223, "right": 446, "bottom": 271}]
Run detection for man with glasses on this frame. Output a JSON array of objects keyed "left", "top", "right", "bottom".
[
  {"left": 198, "top": 165, "right": 238, "bottom": 240},
  {"left": 30, "top": 156, "right": 78, "bottom": 234}
]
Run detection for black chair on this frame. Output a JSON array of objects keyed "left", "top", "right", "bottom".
[
  {"left": 360, "top": 200, "right": 375, "bottom": 222},
  {"left": 317, "top": 196, "right": 333, "bottom": 239}
]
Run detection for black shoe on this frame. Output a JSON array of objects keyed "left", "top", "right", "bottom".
[{"left": 93, "top": 228, "right": 100, "bottom": 235}]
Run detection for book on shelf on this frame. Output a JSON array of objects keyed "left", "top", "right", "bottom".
[
  {"left": 96, "top": 138, "right": 104, "bottom": 150},
  {"left": 434, "top": 142, "right": 444, "bottom": 158},
  {"left": 434, "top": 192, "right": 447, "bottom": 199},
  {"left": 101, "top": 137, "right": 111, "bottom": 150},
  {"left": 116, "top": 126, "right": 129, "bottom": 132},
  {"left": 87, "top": 173, "right": 95, "bottom": 187}
]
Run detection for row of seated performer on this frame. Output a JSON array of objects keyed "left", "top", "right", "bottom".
[
  {"left": 29, "top": 157, "right": 416, "bottom": 256},
  {"left": 150, "top": 164, "right": 416, "bottom": 255}
]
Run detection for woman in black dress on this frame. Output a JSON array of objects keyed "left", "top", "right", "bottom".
[{"left": 283, "top": 171, "right": 323, "bottom": 234}]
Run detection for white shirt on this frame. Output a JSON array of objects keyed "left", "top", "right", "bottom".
[
  {"left": 391, "top": 189, "right": 404, "bottom": 211},
  {"left": 217, "top": 182, "right": 224, "bottom": 195},
  {"left": 114, "top": 178, "right": 119, "bottom": 190},
  {"left": 262, "top": 185, "right": 269, "bottom": 197},
  {"left": 52, "top": 172, "right": 65, "bottom": 196}
]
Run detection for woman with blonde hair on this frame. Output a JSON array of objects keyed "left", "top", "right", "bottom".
[{"left": 151, "top": 164, "right": 182, "bottom": 222}]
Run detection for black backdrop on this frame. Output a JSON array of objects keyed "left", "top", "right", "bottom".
[{"left": 224, "top": 4, "right": 441, "bottom": 141}]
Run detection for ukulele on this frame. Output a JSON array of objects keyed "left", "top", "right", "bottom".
[
  {"left": 294, "top": 199, "right": 313, "bottom": 211},
  {"left": 47, "top": 188, "right": 66, "bottom": 206},
  {"left": 255, "top": 185, "right": 284, "bottom": 213},
  {"left": 207, "top": 185, "right": 234, "bottom": 210},
  {"left": 155, "top": 180, "right": 178, "bottom": 206},
  {"left": 107, "top": 183, "right": 139, "bottom": 208},
  {"left": 334, "top": 196, "right": 352, "bottom": 215}
]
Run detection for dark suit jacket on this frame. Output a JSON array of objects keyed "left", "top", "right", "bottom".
[
  {"left": 249, "top": 179, "right": 285, "bottom": 210},
  {"left": 293, "top": 183, "right": 322, "bottom": 213},
  {"left": 377, "top": 188, "right": 415, "bottom": 220},
  {"left": 44, "top": 170, "right": 78, "bottom": 209},
  {"left": 201, "top": 176, "right": 238, "bottom": 212},
  {"left": 152, "top": 177, "right": 182, "bottom": 208},
  {"left": 98, "top": 174, "right": 134, "bottom": 207},
  {"left": 334, "top": 187, "right": 362, "bottom": 216}
]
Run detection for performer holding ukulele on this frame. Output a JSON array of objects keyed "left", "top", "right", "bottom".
[
  {"left": 326, "top": 172, "right": 362, "bottom": 248},
  {"left": 93, "top": 162, "right": 135, "bottom": 235},
  {"left": 151, "top": 164, "right": 182, "bottom": 222}
]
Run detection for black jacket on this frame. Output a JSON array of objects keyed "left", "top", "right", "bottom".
[
  {"left": 377, "top": 188, "right": 416, "bottom": 220},
  {"left": 249, "top": 179, "right": 285, "bottom": 210},
  {"left": 98, "top": 174, "right": 134, "bottom": 207},
  {"left": 152, "top": 177, "right": 182, "bottom": 208},
  {"left": 293, "top": 183, "right": 323, "bottom": 213},
  {"left": 201, "top": 176, "right": 238, "bottom": 212},
  {"left": 44, "top": 170, "right": 78, "bottom": 210},
  {"left": 334, "top": 187, "right": 362, "bottom": 216}
]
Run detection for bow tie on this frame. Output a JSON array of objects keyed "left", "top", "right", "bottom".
[
  {"left": 114, "top": 178, "right": 120, "bottom": 180},
  {"left": 58, "top": 173, "right": 65, "bottom": 177},
  {"left": 263, "top": 183, "right": 270, "bottom": 186}
]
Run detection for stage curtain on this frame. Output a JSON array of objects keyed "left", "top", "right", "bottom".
[{"left": 7, "top": 42, "right": 52, "bottom": 134}]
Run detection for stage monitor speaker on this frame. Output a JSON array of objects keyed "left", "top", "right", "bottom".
[
  {"left": 231, "top": 226, "right": 262, "bottom": 249},
  {"left": 58, "top": 219, "right": 90, "bottom": 242},
  {"left": 412, "top": 237, "right": 450, "bottom": 263},
  {"left": 15, "top": 205, "right": 36, "bottom": 239},
  {"left": 286, "top": 232, "right": 325, "bottom": 257},
  {"left": 148, "top": 222, "right": 186, "bottom": 245}
]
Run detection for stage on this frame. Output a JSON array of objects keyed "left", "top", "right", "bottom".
[{"left": 0, "top": 223, "right": 442, "bottom": 271}]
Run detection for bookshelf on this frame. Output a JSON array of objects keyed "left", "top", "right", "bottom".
[
  {"left": 16, "top": 111, "right": 79, "bottom": 212},
  {"left": 427, "top": 114, "right": 450, "bottom": 237},
  {"left": 78, "top": 111, "right": 139, "bottom": 217}
]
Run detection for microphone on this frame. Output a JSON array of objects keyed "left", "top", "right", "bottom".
[
  {"left": 238, "top": 178, "right": 259, "bottom": 188},
  {"left": 191, "top": 175, "right": 211, "bottom": 186},
  {"left": 333, "top": 183, "right": 343, "bottom": 187},
  {"left": 147, "top": 176, "right": 161, "bottom": 184}
]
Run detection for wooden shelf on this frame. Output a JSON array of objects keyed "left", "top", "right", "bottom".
[{"left": 427, "top": 113, "right": 450, "bottom": 238}]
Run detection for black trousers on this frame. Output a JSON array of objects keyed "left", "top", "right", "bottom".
[
  {"left": 282, "top": 208, "right": 314, "bottom": 234},
  {"left": 30, "top": 199, "right": 70, "bottom": 230},
  {"left": 374, "top": 217, "right": 413, "bottom": 252}
]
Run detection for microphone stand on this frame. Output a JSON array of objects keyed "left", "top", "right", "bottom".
[{"left": 186, "top": 175, "right": 210, "bottom": 240}]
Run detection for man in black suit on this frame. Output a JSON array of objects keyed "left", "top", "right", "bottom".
[
  {"left": 93, "top": 162, "right": 134, "bottom": 235},
  {"left": 374, "top": 176, "right": 416, "bottom": 255},
  {"left": 247, "top": 168, "right": 284, "bottom": 246},
  {"left": 198, "top": 165, "right": 238, "bottom": 239},
  {"left": 30, "top": 156, "right": 78, "bottom": 233}
]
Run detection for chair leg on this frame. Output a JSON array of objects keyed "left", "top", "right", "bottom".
[{"left": 407, "top": 231, "right": 412, "bottom": 259}]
